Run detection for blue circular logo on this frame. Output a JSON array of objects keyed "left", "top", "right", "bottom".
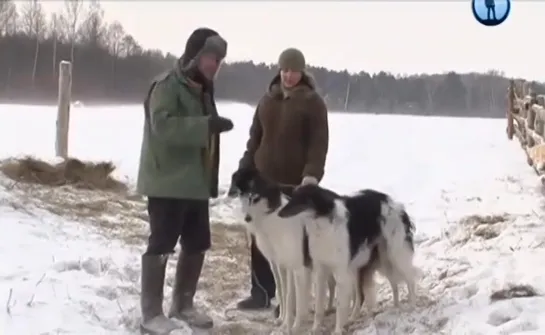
[{"left": 472, "top": 0, "right": 511, "bottom": 26}]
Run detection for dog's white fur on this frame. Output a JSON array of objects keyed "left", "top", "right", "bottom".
[
  {"left": 295, "top": 199, "right": 419, "bottom": 334},
  {"left": 240, "top": 194, "right": 313, "bottom": 333}
]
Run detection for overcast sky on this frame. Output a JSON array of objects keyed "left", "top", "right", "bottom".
[{"left": 41, "top": 1, "right": 544, "bottom": 80}]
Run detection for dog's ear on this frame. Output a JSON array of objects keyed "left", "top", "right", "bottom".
[
  {"left": 277, "top": 197, "right": 310, "bottom": 218},
  {"left": 308, "top": 188, "right": 336, "bottom": 216},
  {"left": 279, "top": 184, "right": 296, "bottom": 198},
  {"left": 230, "top": 167, "right": 259, "bottom": 195},
  {"left": 251, "top": 173, "right": 271, "bottom": 192},
  {"left": 310, "top": 189, "right": 334, "bottom": 208}
]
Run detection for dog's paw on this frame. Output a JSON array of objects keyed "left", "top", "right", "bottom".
[
  {"left": 278, "top": 322, "right": 291, "bottom": 334},
  {"left": 291, "top": 322, "right": 303, "bottom": 334},
  {"left": 311, "top": 324, "right": 323, "bottom": 334}
]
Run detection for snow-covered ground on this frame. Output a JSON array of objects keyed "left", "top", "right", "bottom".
[{"left": 1, "top": 102, "right": 544, "bottom": 335}]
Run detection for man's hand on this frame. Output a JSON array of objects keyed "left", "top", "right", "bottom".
[{"left": 209, "top": 115, "right": 234, "bottom": 134}]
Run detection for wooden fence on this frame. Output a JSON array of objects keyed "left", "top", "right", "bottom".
[{"left": 506, "top": 79, "right": 545, "bottom": 180}]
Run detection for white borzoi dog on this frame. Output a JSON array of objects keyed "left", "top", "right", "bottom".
[
  {"left": 228, "top": 167, "right": 316, "bottom": 333},
  {"left": 276, "top": 184, "right": 420, "bottom": 334}
]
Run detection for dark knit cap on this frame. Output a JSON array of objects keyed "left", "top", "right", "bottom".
[
  {"left": 181, "top": 27, "right": 227, "bottom": 67},
  {"left": 278, "top": 48, "right": 306, "bottom": 71}
]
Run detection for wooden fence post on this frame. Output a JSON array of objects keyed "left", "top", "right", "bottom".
[
  {"left": 507, "top": 80, "right": 514, "bottom": 140},
  {"left": 55, "top": 60, "right": 72, "bottom": 158},
  {"left": 508, "top": 79, "right": 545, "bottom": 180}
]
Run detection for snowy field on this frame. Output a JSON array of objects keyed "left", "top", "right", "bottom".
[{"left": 1, "top": 102, "right": 545, "bottom": 335}]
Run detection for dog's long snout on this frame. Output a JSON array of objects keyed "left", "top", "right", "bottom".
[{"left": 244, "top": 214, "right": 252, "bottom": 223}]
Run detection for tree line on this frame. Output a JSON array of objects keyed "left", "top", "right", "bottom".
[{"left": 0, "top": 0, "right": 542, "bottom": 117}]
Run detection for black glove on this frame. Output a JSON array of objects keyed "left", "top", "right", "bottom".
[{"left": 209, "top": 115, "right": 233, "bottom": 134}]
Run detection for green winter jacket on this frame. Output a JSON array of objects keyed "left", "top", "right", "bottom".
[{"left": 136, "top": 66, "right": 220, "bottom": 199}]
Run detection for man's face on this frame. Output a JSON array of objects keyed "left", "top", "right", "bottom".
[
  {"left": 197, "top": 53, "right": 223, "bottom": 80},
  {"left": 280, "top": 69, "right": 302, "bottom": 88}
]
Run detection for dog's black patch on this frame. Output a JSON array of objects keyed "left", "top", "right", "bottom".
[
  {"left": 302, "top": 227, "right": 312, "bottom": 268},
  {"left": 344, "top": 189, "right": 388, "bottom": 260},
  {"left": 280, "top": 185, "right": 388, "bottom": 261},
  {"left": 401, "top": 210, "right": 415, "bottom": 251}
]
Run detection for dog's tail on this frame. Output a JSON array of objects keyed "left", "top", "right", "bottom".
[
  {"left": 400, "top": 208, "right": 415, "bottom": 251},
  {"left": 380, "top": 200, "right": 420, "bottom": 280}
]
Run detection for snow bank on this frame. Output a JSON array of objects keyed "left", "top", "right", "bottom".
[{"left": 1, "top": 104, "right": 545, "bottom": 334}]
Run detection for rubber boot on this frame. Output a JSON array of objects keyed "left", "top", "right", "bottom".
[
  {"left": 237, "top": 294, "right": 271, "bottom": 310},
  {"left": 139, "top": 254, "right": 180, "bottom": 335},
  {"left": 168, "top": 251, "right": 213, "bottom": 329}
]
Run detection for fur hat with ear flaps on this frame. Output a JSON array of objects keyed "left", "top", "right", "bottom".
[
  {"left": 278, "top": 48, "right": 306, "bottom": 71},
  {"left": 178, "top": 27, "right": 227, "bottom": 89},
  {"left": 180, "top": 27, "right": 228, "bottom": 67}
]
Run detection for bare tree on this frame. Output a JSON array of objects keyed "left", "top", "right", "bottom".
[
  {"left": 78, "top": 0, "right": 105, "bottom": 48},
  {"left": 424, "top": 79, "right": 439, "bottom": 114},
  {"left": 61, "top": 0, "right": 84, "bottom": 63},
  {"left": 105, "top": 21, "right": 125, "bottom": 57},
  {"left": 48, "top": 13, "right": 63, "bottom": 75},
  {"left": 0, "top": 0, "right": 18, "bottom": 36},
  {"left": 104, "top": 21, "right": 125, "bottom": 89},
  {"left": 20, "top": 0, "right": 46, "bottom": 88},
  {"left": 120, "top": 34, "right": 142, "bottom": 57}
]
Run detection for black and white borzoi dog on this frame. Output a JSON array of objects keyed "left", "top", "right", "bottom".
[
  {"left": 229, "top": 168, "right": 419, "bottom": 334},
  {"left": 277, "top": 184, "right": 420, "bottom": 333}
]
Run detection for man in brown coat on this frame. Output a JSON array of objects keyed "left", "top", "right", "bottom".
[{"left": 232, "top": 48, "right": 329, "bottom": 312}]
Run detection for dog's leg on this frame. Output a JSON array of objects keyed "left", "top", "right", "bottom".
[
  {"left": 278, "top": 266, "right": 288, "bottom": 325},
  {"left": 281, "top": 269, "right": 295, "bottom": 332},
  {"left": 406, "top": 272, "right": 417, "bottom": 305},
  {"left": 312, "top": 265, "right": 327, "bottom": 333},
  {"left": 333, "top": 269, "right": 354, "bottom": 335},
  {"left": 390, "top": 278, "right": 400, "bottom": 307},
  {"left": 362, "top": 274, "right": 377, "bottom": 312},
  {"left": 327, "top": 273, "right": 336, "bottom": 312},
  {"left": 292, "top": 267, "right": 310, "bottom": 333},
  {"left": 270, "top": 262, "right": 283, "bottom": 325},
  {"left": 387, "top": 244, "right": 418, "bottom": 306},
  {"left": 306, "top": 268, "right": 313, "bottom": 314},
  {"left": 349, "top": 275, "right": 361, "bottom": 321}
]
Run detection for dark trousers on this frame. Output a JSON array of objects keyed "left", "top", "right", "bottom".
[
  {"left": 145, "top": 197, "right": 211, "bottom": 256},
  {"left": 250, "top": 236, "right": 276, "bottom": 300}
]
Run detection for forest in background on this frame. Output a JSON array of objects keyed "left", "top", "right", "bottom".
[{"left": 1, "top": 0, "right": 542, "bottom": 117}]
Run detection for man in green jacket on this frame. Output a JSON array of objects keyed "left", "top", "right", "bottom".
[{"left": 136, "top": 27, "right": 233, "bottom": 334}]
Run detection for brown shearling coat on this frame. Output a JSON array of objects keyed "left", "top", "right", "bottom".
[{"left": 238, "top": 72, "right": 329, "bottom": 185}]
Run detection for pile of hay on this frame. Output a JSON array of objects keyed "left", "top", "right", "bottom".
[{"left": 0, "top": 156, "right": 127, "bottom": 192}]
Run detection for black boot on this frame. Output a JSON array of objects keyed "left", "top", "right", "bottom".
[
  {"left": 237, "top": 237, "right": 275, "bottom": 310},
  {"left": 167, "top": 251, "right": 213, "bottom": 329},
  {"left": 139, "top": 254, "right": 180, "bottom": 335},
  {"left": 236, "top": 293, "right": 271, "bottom": 310}
]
